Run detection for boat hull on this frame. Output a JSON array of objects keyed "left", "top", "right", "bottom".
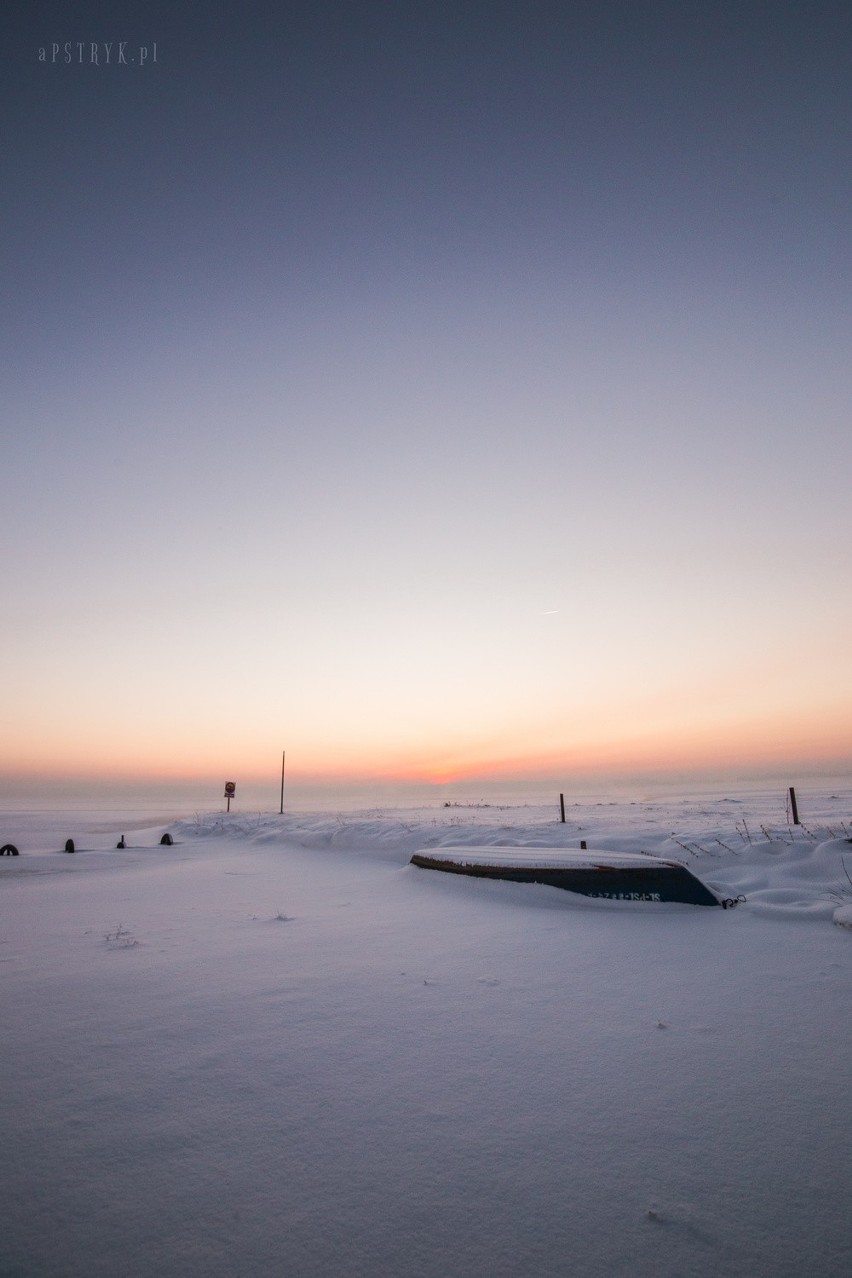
[{"left": 410, "top": 849, "right": 721, "bottom": 907}]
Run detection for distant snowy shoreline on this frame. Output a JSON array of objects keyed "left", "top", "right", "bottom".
[{"left": 4, "top": 789, "right": 851, "bottom": 926}]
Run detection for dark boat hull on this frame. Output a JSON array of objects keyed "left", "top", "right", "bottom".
[{"left": 410, "top": 852, "right": 721, "bottom": 907}]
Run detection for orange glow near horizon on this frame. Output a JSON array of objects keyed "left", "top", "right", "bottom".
[
  {"left": 4, "top": 619, "right": 851, "bottom": 792},
  {"left": 7, "top": 704, "right": 850, "bottom": 792}
]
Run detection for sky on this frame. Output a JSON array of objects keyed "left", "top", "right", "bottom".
[{"left": 2, "top": 1, "right": 851, "bottom": 802}]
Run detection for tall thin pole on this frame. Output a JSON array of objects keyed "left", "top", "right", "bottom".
[
  {"left": 559, "top": 792, "right": 566, "bottom": 823},
  {"left": 279, "top": 751, "right": 286, "bottom": 815},
  {"left": 789, "top": 786, "right": 800, "bottom": 825}
]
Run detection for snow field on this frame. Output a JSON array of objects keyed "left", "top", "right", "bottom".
[{"left": 2, "top": 797, "right": 851, "bottom": 1276}]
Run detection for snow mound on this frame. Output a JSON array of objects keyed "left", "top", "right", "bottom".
[{"left": 833, "top": 903, "right": 852, "bottom": 929}]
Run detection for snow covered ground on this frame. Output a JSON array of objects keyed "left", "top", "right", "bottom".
[{"left": 2, "top": 791, "right": 851, "bottom": 1276}]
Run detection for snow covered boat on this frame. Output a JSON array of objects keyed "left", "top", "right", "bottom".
[{"left": 410, "top": 847, "right": 722, "bottom": 906}]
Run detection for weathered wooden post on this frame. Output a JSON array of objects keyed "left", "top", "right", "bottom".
[
  {"left": 559, "top": 793, "right": 566, "bottom": 823},
  {"left": 789, "top": 786, "right": 800, "bottom": 825}
]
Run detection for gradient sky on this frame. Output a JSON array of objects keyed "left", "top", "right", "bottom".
[{"left": 3, "top": 1, "right": 851, "bottom": 797}]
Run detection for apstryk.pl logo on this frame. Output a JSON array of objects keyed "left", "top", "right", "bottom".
[{"left": 39, "top": 43, "right": 158, "bottom": 66}]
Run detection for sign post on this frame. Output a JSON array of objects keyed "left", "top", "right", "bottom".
[
  {"left": 224, "top": 781, "right": 236, "bottom": 813},
  {"left": 279, "top": 751, "right": 286, "bottom": 815}
]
